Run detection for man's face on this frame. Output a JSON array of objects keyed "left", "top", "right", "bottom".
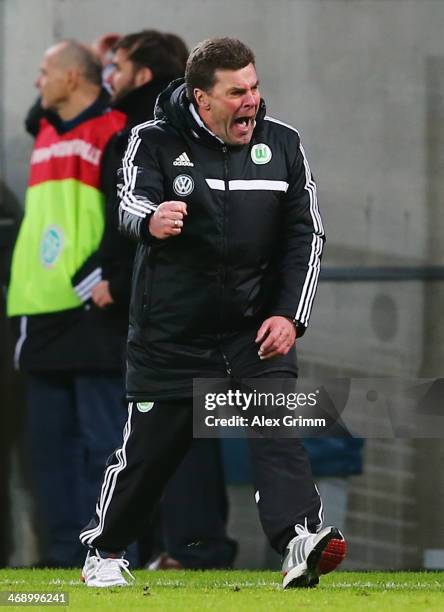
[
  {"left": 197, "top": 63, "right": 260, "bottom": 146},
  {"left": 107, "top": 48, "right": 140, "bottom": 103},
  {"left": 36, "top": 47, "right": 70, "bottom": 111}
]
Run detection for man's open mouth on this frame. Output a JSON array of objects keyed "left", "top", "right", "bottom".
[
  {"left": 231, "top": 116, "right": 256, "bottom": 139},
  {"left": 233, "top": 116, "right": 254, "bottom": 129}
]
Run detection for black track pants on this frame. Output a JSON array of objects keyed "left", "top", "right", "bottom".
[{"left": 80, "top": 396, "right": 322, "bottom": 555}]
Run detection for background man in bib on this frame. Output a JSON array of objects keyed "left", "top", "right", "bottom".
[{"left": 7, "top": 40, "right": 127, "bottom": 566}]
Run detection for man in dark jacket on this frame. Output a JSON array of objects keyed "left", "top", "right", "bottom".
[
  {"left": 96, "top": 29, "right": 237, "bottom": 570},
  {"left": 80, "top": 37, "right": 346, "bottom": 589}
]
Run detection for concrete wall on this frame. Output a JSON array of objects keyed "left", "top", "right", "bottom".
[
  {"left": 1, "top": 0, "right": 442, "bottom": 271},
  {"left": 1, "top": 0, "right": 444, "bottom": 569}
]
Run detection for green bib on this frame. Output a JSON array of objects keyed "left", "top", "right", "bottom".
[{"left": 7, "top": 179, "right": 105, "bottom": 316}]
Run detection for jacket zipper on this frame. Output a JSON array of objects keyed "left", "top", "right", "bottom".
[
  {"left": 221, "top": 348, "right": 232, "bottom": 376},
  {"left": 217, "top": 333, "right": 232, "bottom": 376},
  {"left": 218, "top": 147, "right": 232, "bottom": 377},
  {"left": 220, "top": 146, "right": 229, "bottom": 325}
]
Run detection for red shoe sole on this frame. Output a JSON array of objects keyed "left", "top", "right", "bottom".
[{"left": 319, "top": 537, "right": 347, "bottom": 574}]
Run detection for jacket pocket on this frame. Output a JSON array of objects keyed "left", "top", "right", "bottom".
[
  {"left": 142, "top": 256, "right": 156, "bottom": 325},
  {"left": 130, "top": 246, "right": 155, "bottom": 327}
]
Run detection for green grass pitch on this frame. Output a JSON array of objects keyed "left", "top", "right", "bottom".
[{"left": 0, "top": 569, "right": 443, "bottom": 611}]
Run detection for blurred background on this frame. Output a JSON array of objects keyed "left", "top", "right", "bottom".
[{"left": 1, "top": 0, "right": 443, "bottom": 571}]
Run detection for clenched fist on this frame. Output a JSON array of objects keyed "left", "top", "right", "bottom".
[{"left": 149, "top": 201, "right": 187, "bottom": 239}]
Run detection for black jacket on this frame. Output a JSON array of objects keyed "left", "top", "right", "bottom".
[{"left": 118, "top": 79, "right": 325, "bottom": 400}]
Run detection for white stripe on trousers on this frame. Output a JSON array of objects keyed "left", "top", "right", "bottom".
[
  {"left": 80, "top": 403, "right": 133, "bottom": 546},
  {"left": 314, "top": 483, "right": 324, "bottom": 530}
]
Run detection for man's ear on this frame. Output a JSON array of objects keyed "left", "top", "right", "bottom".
[
  {"left": 66, "top": 68, "right": 80, "bottom": 92},
  {"left": 194, "top": 88, "right": 210, "bottom": 111},
  {"left": 134, "top": 66, "right": 153, "bottom": 87}
]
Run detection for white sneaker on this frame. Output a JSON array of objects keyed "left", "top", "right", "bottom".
[
  {"left": 282, "top": 523, "right": 346, "bottom": 589},
  {"left": 81, "top": 549, "right": 135, "bottom": 587}
]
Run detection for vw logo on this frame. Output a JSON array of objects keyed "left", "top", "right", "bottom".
[{"left": 173, "top": 174, "right": 194, "bottom": 196}]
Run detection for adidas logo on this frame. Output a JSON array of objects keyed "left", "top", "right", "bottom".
[{"left": 173, "top": 152, "right": 194, "bottom": 167}]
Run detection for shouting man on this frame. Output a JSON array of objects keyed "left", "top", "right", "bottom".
[{"left": 80, "top": 37, "right": 346, "bottom": 589}]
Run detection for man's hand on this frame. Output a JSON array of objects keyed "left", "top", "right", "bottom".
[
  {"left": 92, "top": 280, "right": 114, "bottom": 308},
  {"left": 149, "top": 201, "right": 187, "bottom": 239},
  {"left": 255, "top": 316, "right": 297, "bottom": 360}
]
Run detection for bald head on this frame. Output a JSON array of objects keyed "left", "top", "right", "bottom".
[
  {"left": 36, "top": 39, "right": 102, "bottom": 120},
  {"left": 47, "top": 40, "right": 102, "bottom": 86}
]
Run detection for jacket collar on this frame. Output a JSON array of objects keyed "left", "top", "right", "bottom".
[
  {"left": 54, "top": 88, "right": 111, "bottom": 134},
  {"left": 112, "top": 79, "right": 172, "bottom": 128}
]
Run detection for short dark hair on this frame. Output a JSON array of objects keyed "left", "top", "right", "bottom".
[
  {"left": 164, "top": 32, "right": 189, "bottom": 73},
  {"left": 185, "top": 37, "right": 255, "bottom": 101},
  {"left": 115, "top": 30, "right": 187, "bottom": 81}
]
